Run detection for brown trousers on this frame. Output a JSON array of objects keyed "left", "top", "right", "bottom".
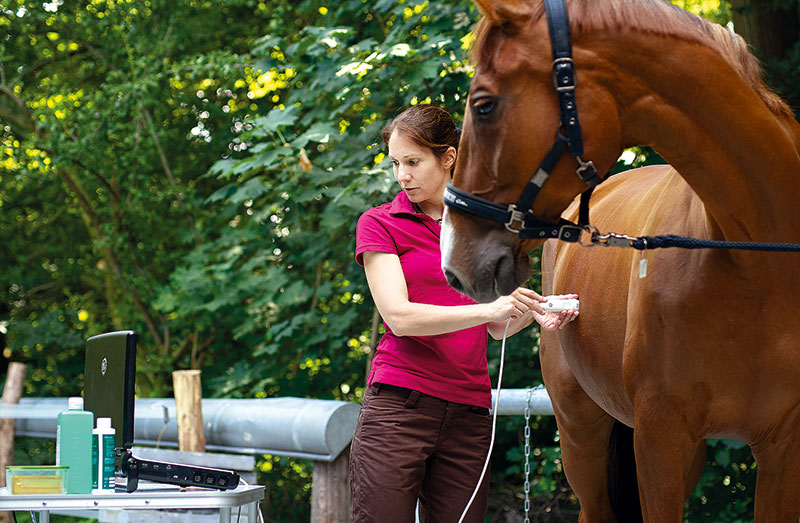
[{"left": 349, "top": 383, "right": 492, "bottom": 523}]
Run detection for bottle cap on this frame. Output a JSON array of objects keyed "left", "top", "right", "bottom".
[
  {"left": 97, "top": 417, "right": 112, "bottom": 430},
  {"left": 68, "top": 396, "right": 84, "bottom": 410}
]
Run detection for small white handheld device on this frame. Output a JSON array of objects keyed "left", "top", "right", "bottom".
[{"left": 540, "top": 296, "right": 580, "bottom": 312}]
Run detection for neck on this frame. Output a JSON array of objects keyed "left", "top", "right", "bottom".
[
  {"left": 415, "top": 199, "right": 444, "bottom": 221},
  {"left": 586, "top": 33, "right": 800, "bottom": 241}
]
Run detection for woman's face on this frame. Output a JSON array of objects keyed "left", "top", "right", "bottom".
[{"left": 388, "top": 130, "right": 455, "bottom": 205}]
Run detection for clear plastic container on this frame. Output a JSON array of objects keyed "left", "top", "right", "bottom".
[{"left": 5, "top": 466, "right": 68, "bottom": 495}]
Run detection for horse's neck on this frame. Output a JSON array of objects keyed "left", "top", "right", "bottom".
[{"left": 596, "top": 34, "right": 800, "bottom": 241}]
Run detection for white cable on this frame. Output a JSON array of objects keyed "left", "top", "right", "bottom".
[
  {"left": 458, "top": 318, "right": 511, "bottom": 523},
  {"left": 238, "top": 477, "right": 263, "bottom": 523}
]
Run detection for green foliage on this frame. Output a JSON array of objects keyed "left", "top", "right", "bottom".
[
  {"left": 1, "top": 0, "right": 274, "bottom": 393},
  {"left": 256, "top": 455, "right": 314, "bottom": 522},
  {"left": 683, "top": 439, "right": 756, "bottom": 522},
  {"left": 765, "top": 40, "right": 800, "bottom": 114},
  {"left": 167, "top": 0, "right": 481, "bottom": 406}
]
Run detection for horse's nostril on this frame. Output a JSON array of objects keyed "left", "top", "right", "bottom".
[{"left": 444, "top": 269, "right": 464, "bottom": 293}]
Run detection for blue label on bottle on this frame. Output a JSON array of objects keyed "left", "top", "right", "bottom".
[{"left": 92, "top": 434, "right": 99, "bottom": 489}]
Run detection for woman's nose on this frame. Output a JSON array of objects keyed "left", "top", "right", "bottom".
[{"left": 396, "top": 167, "right": 411, "bottom": 183}]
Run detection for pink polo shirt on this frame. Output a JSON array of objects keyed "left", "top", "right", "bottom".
[{"left": 355, "top": 191, "right": 491, "bottom": 408}]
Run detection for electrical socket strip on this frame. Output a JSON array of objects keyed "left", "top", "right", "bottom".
[{"left": 123, "top": 455, "right": 240, "bottom": 492}]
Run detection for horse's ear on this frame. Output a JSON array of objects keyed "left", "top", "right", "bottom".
[{"left": 473, "top": 0, "right": 533, "bottom": 30}]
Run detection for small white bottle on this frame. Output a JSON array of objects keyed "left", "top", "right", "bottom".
[{"left": 92, "top": 417, "right": 116, "bottom": 493}]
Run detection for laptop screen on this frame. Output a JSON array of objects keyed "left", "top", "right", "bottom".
[{"left": 84, "top": 331, "right": 137, "bottom": 450}]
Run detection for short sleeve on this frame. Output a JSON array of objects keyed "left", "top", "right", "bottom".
[{"left": 355, "top": 211, "right": 398, "bottom": 266}]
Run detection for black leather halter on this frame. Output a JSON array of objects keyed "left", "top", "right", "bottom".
[{"left": 444, "top": 0, "right": 603, "bottom": 242}]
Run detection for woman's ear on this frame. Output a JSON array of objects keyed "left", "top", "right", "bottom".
[{"left": 441, "top": 146, "right": 457, "bottom": 172}]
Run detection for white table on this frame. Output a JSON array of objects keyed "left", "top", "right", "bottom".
[{"left": 0, "top": 481, "right": 264, "bottom": 522}]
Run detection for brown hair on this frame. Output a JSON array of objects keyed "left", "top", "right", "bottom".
[{"left": 381, "top": 105, "right": 459, "bottom": 159}]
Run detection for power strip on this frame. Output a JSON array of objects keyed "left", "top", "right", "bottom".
[{"left": 121, "top": 452, "right": 240, "bottom": 492}]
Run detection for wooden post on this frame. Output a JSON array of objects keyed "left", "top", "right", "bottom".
[
  {"left": 311, "top": 445, "right": 352, "bottom": 523},
  {"left": 0, "top": 362, "right": 27, "bottom": 523},
  {"left": 172, "top": 370, "right": 206, "bottom": 452}
]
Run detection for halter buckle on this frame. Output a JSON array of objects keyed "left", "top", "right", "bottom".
[
  {"left": 558, "top": 225, "right": 583, "bottom": 243},
  {"left": 505, "top": 204, "right": 526, "bottom": 234},
  {"left": 575, "top": 156, "right": 602, "bottom": 188},
  {"left": 576, "top": 156, "right": 596, "bottom": 176},
  {"left": 552, "top": 57, "right": 576, "bottom": 93}
]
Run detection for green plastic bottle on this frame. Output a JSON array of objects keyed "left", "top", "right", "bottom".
[{"left": 56, "top": 396, "right": 94, "bottom": 494}]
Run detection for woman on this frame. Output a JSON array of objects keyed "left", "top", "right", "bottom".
[{"left": 351, "top": 105, "right": 577, "bottom": 522}]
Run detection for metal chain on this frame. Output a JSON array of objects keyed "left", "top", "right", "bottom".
[{"left": 523, "top": 388, "right": 532, "bottom": 523}]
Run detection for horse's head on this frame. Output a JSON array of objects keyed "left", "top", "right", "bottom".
[{"left": 441, "top": 0, "right": 623, "bottom": 302}]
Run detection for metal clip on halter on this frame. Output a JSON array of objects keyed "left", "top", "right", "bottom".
[
  {"left": 505, "top": 204, "right": 526, "bottom": 233},
  {"left": 591, "top": 231, "right": 638, "bottom": 248}
]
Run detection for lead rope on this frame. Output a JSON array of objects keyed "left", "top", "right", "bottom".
[
  {"left": 588, "top": 229, "right": 800, "bottom": 252},
  {"left": 523, "top": 388, "right": 532, "bottom": 523},
  {"left": 458, "top": 318, "right": 511, "bottom": 523}
]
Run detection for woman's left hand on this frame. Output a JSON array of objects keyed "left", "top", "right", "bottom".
[{"left": 534, "top": 294, "right": 579, "bottom": 331}]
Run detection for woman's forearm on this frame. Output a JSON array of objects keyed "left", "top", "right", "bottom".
[
  {"left": 381, "top": 301, "right": 495, "bottom": 337},
  {"left": 487, "top": 311, "right": 536, "bottom": 340}
]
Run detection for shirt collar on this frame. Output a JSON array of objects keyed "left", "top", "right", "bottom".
[{"left": 389, "top": 190, "right": 419, "bottom": 216}]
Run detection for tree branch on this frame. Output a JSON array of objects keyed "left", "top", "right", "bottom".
[
  {"left": 141, "top": 107, "right": 177, "bottom": 185},
  {"left": 57, "top": 165, "right": 165, "bottom": 347}
]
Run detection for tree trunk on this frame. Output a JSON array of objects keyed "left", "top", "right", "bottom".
[
  {"left": 0, "top": 363, "right": 27, "bottom": 523},
  {"left": 729, "top": 0, "right": 799, "bottom": 61}
]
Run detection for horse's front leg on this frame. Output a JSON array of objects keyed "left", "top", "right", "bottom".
[
  {"left": 540, "top": 331, "right": 618, "bottom": 522},
  {"left": 751, "top": 408, "right": 800, "bottom": 522},
  {"left": 633, "top": 392, "right": 706, "bottom": 522}
]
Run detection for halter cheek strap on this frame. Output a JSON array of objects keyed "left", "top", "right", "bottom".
[{"left": 444, "top": 0, "right": 605, "bottom": 241}]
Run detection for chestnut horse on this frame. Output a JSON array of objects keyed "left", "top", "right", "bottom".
[{"left": 440, "top": 0, "right": 800, "bottom": 521}]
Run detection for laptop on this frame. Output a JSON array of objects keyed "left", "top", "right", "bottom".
[
  {"left": 84, "top": 330, "right": 137, "bottom": 450},
  {"left": 83, "top": 330, "right": 239, "bottom": 492}
]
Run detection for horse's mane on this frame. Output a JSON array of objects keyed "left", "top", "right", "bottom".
[{"left": 473, "top": 0, "right": 794, "bottom": 119}]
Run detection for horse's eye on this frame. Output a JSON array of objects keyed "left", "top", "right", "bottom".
[{"left": 472, "top": 98, "right": 496, "bottom": 117}]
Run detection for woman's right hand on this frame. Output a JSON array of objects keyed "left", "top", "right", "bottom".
[{"left": 485, "top": 287, "right": 545, "bottom": 322}]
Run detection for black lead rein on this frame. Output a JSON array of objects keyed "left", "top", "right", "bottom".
[{"left": 591, "top": 231, "right": 800, "bottom": 252}]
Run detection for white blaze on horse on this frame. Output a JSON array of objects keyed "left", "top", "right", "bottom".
[{"left": 440, "top": 0, "right": 800, "bottom": 521}]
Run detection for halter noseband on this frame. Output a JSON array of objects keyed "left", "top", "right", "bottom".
[{"left": 444, "top": 0, "right": 603, "bottom": 242}]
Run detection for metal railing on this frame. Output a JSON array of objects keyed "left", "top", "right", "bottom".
[{"left": 2, "top": 386, "right": 553, "bottom": 461}]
